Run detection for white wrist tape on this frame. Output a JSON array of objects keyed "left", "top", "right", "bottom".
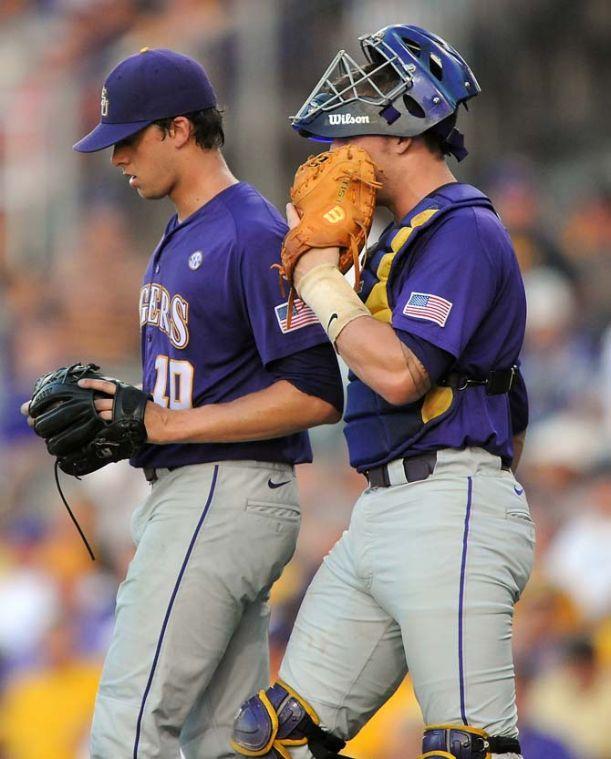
[{"left": 298, "top": 264, "right": 370, "bottom": 342}]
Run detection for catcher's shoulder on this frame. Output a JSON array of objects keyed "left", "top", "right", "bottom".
[{"left": 426, "top": 202, "right": 515, "bottom": 262}]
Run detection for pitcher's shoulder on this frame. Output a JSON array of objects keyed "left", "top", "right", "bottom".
[{"left": 219, "top": 182, "right": 287, "bottom": 236}]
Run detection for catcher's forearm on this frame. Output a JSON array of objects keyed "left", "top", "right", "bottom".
[
  {"left": 336, "top": 317, "right": 430, "bottom": 405},
  {"left": 144, "top": 380, "right": 340, "bottom": 444},
  {"left": 297, "top": 264, "right": 429, "bottom": 405}
]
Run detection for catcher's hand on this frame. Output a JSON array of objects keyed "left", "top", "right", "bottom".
[
  {"left": 278, "top": 144, "right": 381, "bottom": 295},
  {"left": 25, "top": 362, "right": 150, "bottom": 476}
]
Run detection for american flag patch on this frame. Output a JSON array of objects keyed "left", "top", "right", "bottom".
[
  {"left": 402, "top": 291, "right": 453, "bottom": 327},
  {"left": 275, "top": 298, "right": 320, "bottom": 333}
]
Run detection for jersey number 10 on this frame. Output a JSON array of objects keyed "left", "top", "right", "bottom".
[{"left": 152, "top": 355, "right": 194, "bottom": 409}]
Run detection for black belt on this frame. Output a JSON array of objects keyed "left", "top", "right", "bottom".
[
  {"left": 439, "top": 365, "right": 518, "bottom": 395},
  {"left": 366, "top": 451, "right": 438, "bottom": 488},
  {"left": 142, "top": 465, "right": 180, "bottom": 483},
  {"left": 366, "top": 450, "right": 511, "bottom": 488}
]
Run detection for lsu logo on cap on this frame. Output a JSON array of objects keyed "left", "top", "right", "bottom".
[
  {"left": 188, "top": 250, "right": 204, "bottom": 270},
  {"left": 100, "top": 87, "right": 109, "bottom": 117}
]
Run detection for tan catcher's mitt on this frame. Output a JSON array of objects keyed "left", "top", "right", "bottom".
[{"left": 278, "top": 144, "right": 381, "bottom": 325}]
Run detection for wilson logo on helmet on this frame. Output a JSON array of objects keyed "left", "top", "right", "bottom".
[
  {"left": 328, "top": 114, "right": 370, "bottom": 125},
  {"left": 323, "top": 206, "right": 346, "bottom": 223}
]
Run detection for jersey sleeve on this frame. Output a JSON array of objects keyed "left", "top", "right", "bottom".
[
  {"left": 391, "top": 209, "right": 502, "bottom": 358},
  {"left": 268, "top": 343, "right": 344, "bottom": 414},
  {"left": 395, "top": 329, "right": 454, "bottom": 383},
  {"left": 238, "top": 213, "right": 330, "bottom": 366}
]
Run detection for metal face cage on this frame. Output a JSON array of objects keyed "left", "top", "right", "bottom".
[{"left": 290, "top": 32, "right": 415, "bottom": 126}]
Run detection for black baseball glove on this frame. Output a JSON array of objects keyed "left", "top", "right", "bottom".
[{"left": 29, "top": 362, "right": 150, "bottom": 476}]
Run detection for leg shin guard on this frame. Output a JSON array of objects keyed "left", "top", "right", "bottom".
[{"left": 420, "top": 725, "right": 521, "bottom": 759}]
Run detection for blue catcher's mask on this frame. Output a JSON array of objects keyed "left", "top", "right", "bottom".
[{"left": 290, "top": 25, "right": 480, "bottom": 161}]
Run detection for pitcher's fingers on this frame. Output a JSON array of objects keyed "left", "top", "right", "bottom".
[
  {"left": 94, "top": 398, "right": 114, "bottom": 413},
  {"left": 79, "top": 378, "right": 117, "bottom": 395}
]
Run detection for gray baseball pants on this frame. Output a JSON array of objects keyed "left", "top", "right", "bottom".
[
  {"left": 90, "top": 460, "right": 300, "bottom": 759},
  {"left": 279, "top": 448, "right": 535, "bottom": 758}
]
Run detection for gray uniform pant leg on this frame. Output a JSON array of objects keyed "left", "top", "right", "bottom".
[
  {"left": 91, "top": 461, "right": 300, "bottom": 759},
  {"left": 179, "top": 599, "right": 271, "bottom": 758},
  {"left": 280, "top": 448, "right": 535, "bottom": 756}
]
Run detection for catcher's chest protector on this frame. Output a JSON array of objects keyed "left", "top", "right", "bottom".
[{"left": 344, "top": 184, "right": 496, "bottom": 470}]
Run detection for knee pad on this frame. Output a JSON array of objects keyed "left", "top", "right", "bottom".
[
  {"left": 231, "top": 680, "right": 353, "bottom": 759},
  {"left": 419, "top": 724, "right": 521, "bottom": 759}
]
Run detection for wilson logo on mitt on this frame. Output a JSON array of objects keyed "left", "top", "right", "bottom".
[{"left": 323, "top": 206, "right": 346, "bottom": 224}]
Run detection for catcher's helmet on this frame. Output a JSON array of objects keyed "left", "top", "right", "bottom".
[{"left": 291, "top": 25, "right": 480, "bottom": 160}]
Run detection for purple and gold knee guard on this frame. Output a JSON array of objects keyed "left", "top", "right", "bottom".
[{"left": 231, "top": 680, "right": 351, "bottom": 759}]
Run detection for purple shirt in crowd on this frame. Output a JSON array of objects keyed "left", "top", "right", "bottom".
[{"left": 132, "top": 182, "right": 331, "bottom": 469}]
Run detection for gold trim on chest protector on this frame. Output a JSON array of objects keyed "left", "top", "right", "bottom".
[
  {"left": 364, "top": 208, "right": 439, "bottom": 324},
  {"left": 421, "top": 386, "right": 454, "bottom": 423}
]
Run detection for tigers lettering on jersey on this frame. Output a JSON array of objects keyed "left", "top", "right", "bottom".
[
  {"left": 139, "top": 283, "right": 190, "bottom": 349},
  {"left": 133, "top": 182, "right": 329, "bottom": 471}
]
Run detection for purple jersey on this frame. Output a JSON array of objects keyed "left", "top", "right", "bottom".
[
  {"left": 132, "top": 182, "right": 329, "bottom": 469},
  {"left": 344, "top": 183, "right": 526, "bottom": 470}
]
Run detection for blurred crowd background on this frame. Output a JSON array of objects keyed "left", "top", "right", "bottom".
[{"left": 0, "top": 1, "right": 610, "bottom": 757}]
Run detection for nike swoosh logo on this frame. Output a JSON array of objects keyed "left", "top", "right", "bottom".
[
  {"left": 268, "top": 478, "right": 292, "bottom": 489},
  {"left": 327, "top": 313, "right": 338, "bottom": 330},
  {"left": 514, "top": 486, "right": 524, "bottom": 496}
]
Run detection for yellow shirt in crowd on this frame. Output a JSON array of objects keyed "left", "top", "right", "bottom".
[{"left": 0, "top": 660, "right": 101, "bottom": 759}]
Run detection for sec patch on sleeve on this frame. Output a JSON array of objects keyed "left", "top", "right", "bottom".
[
  {"left": 402, "top": 291, "right": 453, "bottom": 327},
  {"left": 275, "top": 299, "right": 320, "bottom": 333}
]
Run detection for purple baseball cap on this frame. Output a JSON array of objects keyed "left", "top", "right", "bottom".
[{"left": 73, "top": 48, "right": 217, "bottom": 153}]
